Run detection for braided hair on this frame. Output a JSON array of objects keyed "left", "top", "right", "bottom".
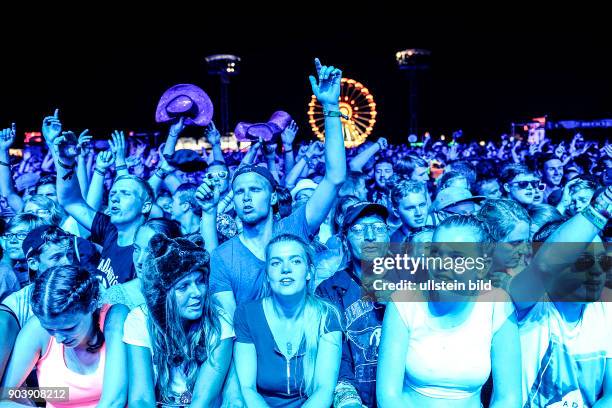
[{"left": 31, "top": 265, "right": 103, "bottom": 352}]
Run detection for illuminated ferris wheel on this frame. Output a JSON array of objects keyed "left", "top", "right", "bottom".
[{"left": 307, "top": 78, "right": 377, "bottom": 148}]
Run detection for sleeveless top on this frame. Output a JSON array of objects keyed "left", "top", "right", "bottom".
[{"left": 36, "top": 304, "right": 111, "bottom": 408}]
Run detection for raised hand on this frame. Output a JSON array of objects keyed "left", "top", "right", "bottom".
[
  {"left": 448, "top": 143, "right": 459, "bottom": 161},
  {"left": 169, "top": 116, "right": 186, "bottom": 138},
  {"left": 0, "top": 123, "right": 16, "bottom": 151},
  {"left": 195, "top": 178, "right": 220, "bottom": 214},
  {"left": 308, "top": 58, "right": 342, "bottom": 109},
  {"left": 603, "top": 144, "right": 612, "bottom": 159},
  {"left": 41, "top": 150, "right": 54, "bottom": 172},
  {"left": 52, "top": 131, "right": 79, "bottom": 164},
  {"left": 109, "top": 130, "right": 127, "bottom": 165},
  {"left": 157, "top": 143, "right": 176, "bottom": 172},
  {"left": 281, "top": 120, "right": 298, "bottom": 147},
  {"left": 306, "top": 141, "right": 325, "bottom": 158},
  {"left": 205, "top": 121, "right": 222, "bottom": 146},
  {"left": 376, "top": 137, "right": 388, "bottom": 150},
  {"left": 297, "top": 144, "right": 309, "bottom": 158},
  {"left": 262, "top": 140, "right": 277, "bottom": 160},
  {"left": 77, "top": 129, "right": 93, "bottom": 158},
  {"left": 42, "top": 109, "right": 62, "bottom": 143},
  {"left": 95, "top": 150, "right": 115, "bottom": 171},
  {"left": 554, "top": 143, "right": 565, "bottom": 159}
]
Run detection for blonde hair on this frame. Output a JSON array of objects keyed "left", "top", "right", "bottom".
[{"left": 265, "top": 234, "right": 343, "bottom": 396}]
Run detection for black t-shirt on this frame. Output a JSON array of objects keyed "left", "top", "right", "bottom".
[{"left": 90, "top": 212, "right": 135, "bottom": 288}]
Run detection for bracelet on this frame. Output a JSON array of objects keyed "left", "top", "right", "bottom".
[
  {"left": 57, "top": 160, "right": 76, "bottom": 170},
  {"left": 115, "top": 164, "right": 127, "bottom": 171},
  {"left": 582, "top": 205, "right": 608, "bottom": 230},
  {"left": 0, "top": 160, "right": 9, "bottom": 167},
  {"left": 323, "top": 109, "right": 349, "bottom": 120},
  {"left": 94, "top": 168, "right": 106, "bottom": 177}
]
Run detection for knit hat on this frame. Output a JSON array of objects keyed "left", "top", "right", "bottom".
[{"left": 142, "top": 234, "right": 210, "bottom": 330}]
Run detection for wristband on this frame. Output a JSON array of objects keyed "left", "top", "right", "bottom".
[
  {"left": 323, "top": 109, "right": 349, "bottom": 120},
  {"left": 94, "top": 168, "right": 106, "bottom": 177},
  {"left": 58, "top": 160, "right": 76, "bottom": 170},
  {"left": 115, "top": 164, "right": 127, "bottom": 171},
  {"left": 582, "top": 205, "right": 608, "bottom": 230}
]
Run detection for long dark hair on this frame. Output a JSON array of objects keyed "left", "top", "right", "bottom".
[
  {"left": 31, "top": 265, "right": 103, "bottom": 352},
  {"left": 141, "top": 234, "right": 221, "bottom": 403}
]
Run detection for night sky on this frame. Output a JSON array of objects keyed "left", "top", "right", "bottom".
[{"left": 3, "top": 14, "right": 611, "bottom": 146}]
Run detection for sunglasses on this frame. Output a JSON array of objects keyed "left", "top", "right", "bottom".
[
  {"left": 510, "top": 180, "right": 545, "bottom": 190},
  {"left": 574, "top": 254, "right": 612, "bottom": 272},
  {"left": 206, "top": 171, "right": 228, "bottom": 180},
  {"left": 348, "top": 222, "right": 389, "bottom": 236}
]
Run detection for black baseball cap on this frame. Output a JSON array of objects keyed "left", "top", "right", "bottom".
[
  {"left": 232, "top": 164, "right": 278, "bottom": 189},
  {"left": 342, "top": 202, "right": 388, "bottom": 233},
  {"left": 22, "top": 225, "right": 70, "bottom": 259}
]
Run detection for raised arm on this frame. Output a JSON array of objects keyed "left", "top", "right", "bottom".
[
  {"left": 86, "top": 150, "right": 115, "bottom": 211},
  {"left": 284, "top": 142, "right": 323, "bottom": 190},
  {"left": 262, "top": 141, "right": 280, "bottom": 184},
  {"left": 305, "top": 58, "right": 347, "bottom": 233},
  {"left": 509, "top": 186, "right": 612, "bottom": 314},
  {"left": 205, "top": 121, "right": 226, "bottom": 163},
  {"left": 44, "top": 110, "right": 97, "bottom": 231},
  {"left": 195, "top": 178, "right": 220, "bottom": 253},
  {"left": 147, "top": 144, "right": 176, "bottom": 196},
  {"left": 108, "top": 131, "right": 129, "bottom": 177},
  {"left": 349, "top": 137, "right": 386, "bottom": 172},
  {"left": 0, "top": 124, "right": 24, "bottom": 213},
  {"left": 281, "top": 121, "right": 298, "bottom": 175},
  {"left": 239, "top": 140, "right": 262, "bottom": 168},
  {"left": 76, "top": 130, "right": 93, "bottom": 198}
]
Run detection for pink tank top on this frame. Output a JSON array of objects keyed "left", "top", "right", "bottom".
[{"left": 36, "top": 304, "right": 110, "bottom": 408}]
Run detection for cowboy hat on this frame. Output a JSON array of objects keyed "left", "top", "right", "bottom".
[{"left": 155, "top": 84, "right": 213, "bottom": 127}]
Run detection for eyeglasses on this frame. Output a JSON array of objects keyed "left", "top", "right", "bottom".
[
  {"left": 206, "top": 171, "right": 228, "bottom": 180},
  {"left": 3, "top": 232, "right": 28, "bottom": 241},
  {"left": 348, "top": 222, "right": 389, "bottom": 236},
  {"left": 510, "top": 180, "right": 544, "bottom": 190}
]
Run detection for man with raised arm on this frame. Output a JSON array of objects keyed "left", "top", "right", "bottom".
[
  {"left": 44, "top": 110, "right": 153, "bottom": 287},
  {"left": 210, "top": 58, "right": 347, "bottom": 318}
]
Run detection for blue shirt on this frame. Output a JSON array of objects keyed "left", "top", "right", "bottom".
[
  {"left": 209, "top": 205, "right": 310, "bottom": 306},
  {"left": 234, "top": 298, "right": 342, "bottom": 407}
]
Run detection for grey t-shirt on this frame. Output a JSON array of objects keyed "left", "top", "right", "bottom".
[{"left": 210, "top": 205, "right": 311, "bottom": 306}]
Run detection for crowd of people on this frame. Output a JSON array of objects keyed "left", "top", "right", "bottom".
[{"left": 0, "top": 57, "right": 610, "bottom": 407}]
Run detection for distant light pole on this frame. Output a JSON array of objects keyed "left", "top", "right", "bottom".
[
  {"left": 205, "top": 54, "right": 241, "bottom": 136},
  {"left": 395, "top": 48, "right": 431, "bottom": 139}
]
